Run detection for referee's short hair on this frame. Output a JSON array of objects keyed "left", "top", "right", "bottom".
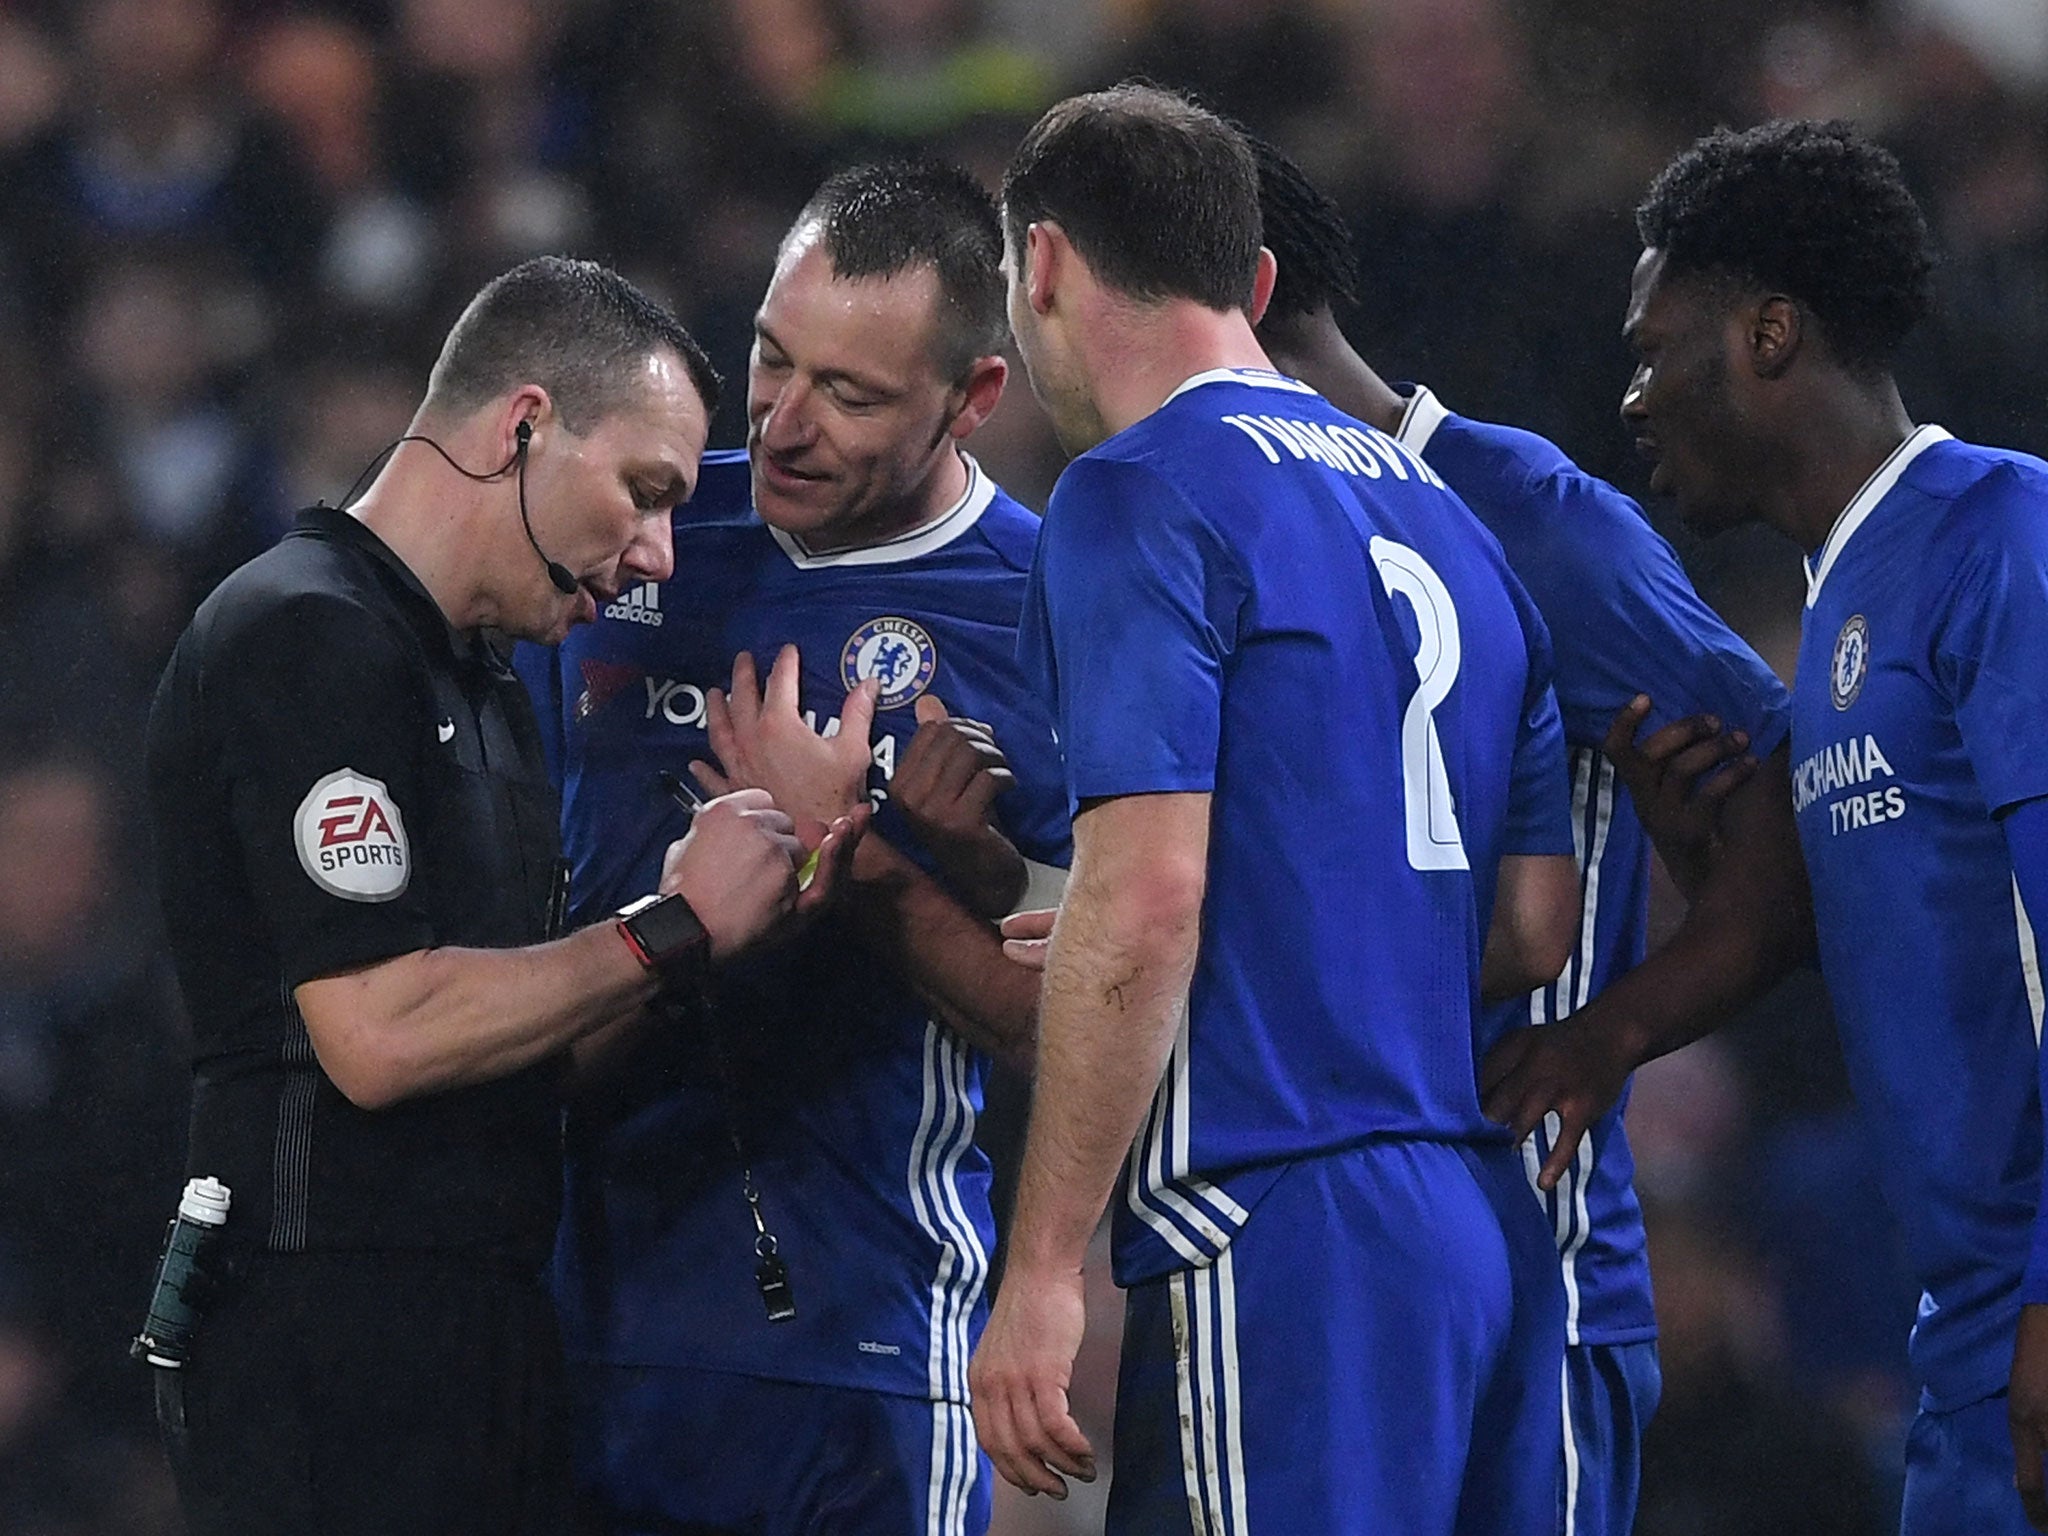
[
  {"left": 424, "top": 256, "right": 722, "bottom": 432},
  {"left": 1636, "top": 120, "right": 1935, "bottom": 373},
  {"left": 787, "top": 158, "right": 1007, "bottom": 381},
  {"left": 1002, "top": 82, "right": 1263, "bottom": 314}
]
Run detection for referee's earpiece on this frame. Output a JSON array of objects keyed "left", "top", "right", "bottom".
[
  {"left": 512, "top": 418, "right": 578, "bottom": 597},
  {"left": 333, "top": 417, "right": 576, "bottom": 598}
]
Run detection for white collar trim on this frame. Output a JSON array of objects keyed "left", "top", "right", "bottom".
[
  {"left": 1803, "top": 425, "right": 1951, "bottom": 607},
  {"left": 1162, "top": 367, "right": 1319, "bottom": 407},
  {"left": 1395, "top": 386, "right": 1450, "bottom": 455},
  {"left": 769, "top": 454, "right": 994, "bottom": 569}
]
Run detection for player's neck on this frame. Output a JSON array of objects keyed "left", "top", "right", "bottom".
[
  {"left": 1089, "top": 302, "right": 1276, "bottom": 438},
  {"left": 1266, "top": 323, "right": 1405, "bottom": 434},
  {"left": 1767, "top": 376, "right": 1916, "bottom": 555}
]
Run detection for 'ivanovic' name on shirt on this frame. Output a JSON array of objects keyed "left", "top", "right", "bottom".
[
  {"left": 1794, "top": 732, "right": 1905, "bottom": 833},
  {"left": 1220, "top": 412, "right": 1448, "bottom": 489}
]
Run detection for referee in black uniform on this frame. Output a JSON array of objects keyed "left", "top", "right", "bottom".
[{"left": 143, "top": 257, "right": 862, "bottom": 1534}]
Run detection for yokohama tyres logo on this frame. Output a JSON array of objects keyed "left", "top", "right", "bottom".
[{"left": 293, "top": 768, "right": 411, "bottom": 902}]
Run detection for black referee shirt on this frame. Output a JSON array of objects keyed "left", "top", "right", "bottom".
[{"left": 147, "top": 506, "right": 566, "bottom": 1264}]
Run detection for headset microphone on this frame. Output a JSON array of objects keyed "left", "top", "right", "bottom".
[
  {"left": 336, "top": 420, "right": 579, "bottom": 598},
  {"left": 513, "top": 420, "right": 579, "bottom": 597}
]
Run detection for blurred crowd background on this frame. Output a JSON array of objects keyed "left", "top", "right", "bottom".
[{"left": 1, "top": 0, "right": 2044, "bottom": 1530}]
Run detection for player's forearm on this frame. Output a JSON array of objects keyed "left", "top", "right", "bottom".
[
  {"left": 1570, "top": 884, "right": 1800, "bottom": 1073},
  {"left": 1004, "top": 831, "right": 1205, "bottom": 1276},
  {"left": 296, "top": 922, "right": 660, "bottom": 1110},
  {"left": 1587, "top": 766, "right": 1814, "bottom": 1070},
  {"left": 847, "top": 835, "right": 1039, "bottom": 1072},
  {"left": 1646, "top": 828, "right": 1716, "bottom": 905},
  {"left": 929, "top": 835, "right": 1029, "bottom": 922}
]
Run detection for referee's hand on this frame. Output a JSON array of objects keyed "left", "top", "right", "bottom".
[
  {"left": 658, "top": 788, "right": 804, "bottom": 960},
  {"left": 970, "top": 1264, "right": 1097, "bottom": 1498}
]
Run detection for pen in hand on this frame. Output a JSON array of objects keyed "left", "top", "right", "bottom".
[
  {"left": 657, "top": 768, "right": 821, "bottom": 890},
  {"left": 656, "top": 768, "right": 707, "bottom": 814}
]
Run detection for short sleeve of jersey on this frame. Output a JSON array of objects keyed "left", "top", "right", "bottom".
[
  {"left": 1504, "top": 568, "right": 1575, "bottom": 857},
  {"left": 214, "top": 592, "right": 438, "bottom": 987},
  {"left": 1938, "top": 481, "right": 2048, "bottom": 815},
  {"left": 1020, "top": 455, "right": 1243, "bottom": 801},
  {"left": 1530, "top": 474, "right": 1790, "bottom": 760}
]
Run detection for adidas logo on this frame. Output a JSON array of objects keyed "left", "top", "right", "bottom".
[{"left": 603, "top": 583, "right": 663, "bottom": 627}]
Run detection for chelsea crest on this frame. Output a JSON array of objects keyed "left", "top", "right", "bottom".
[
  {"left": 1830, "top": 614, "right": 1869, "bottom": 711},
  {"left": 841, "top": 616, "right": 938, "bottom": 710}
]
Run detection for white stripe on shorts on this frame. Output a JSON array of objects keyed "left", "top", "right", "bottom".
[{"left": 1174, "top": 1252, "right": 1251, "bottom": 1534}]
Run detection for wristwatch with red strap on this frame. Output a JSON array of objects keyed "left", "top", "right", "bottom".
[{"left": 614, "top": 892, "right": 710, "bottom": 985}]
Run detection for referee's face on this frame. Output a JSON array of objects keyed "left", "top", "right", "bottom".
[
  {"left": 518, "top": 349, "right": 707, "bottom": 642},
  {"left": 747, "top": 236, "right": 969, "bottom": 549}
]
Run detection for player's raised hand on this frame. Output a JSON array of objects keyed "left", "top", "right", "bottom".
[
  {"left": 2011, "top": 1304, "right": 2048, "bottom": 1529},
  {"left": 791, "top": 805, "right": 870, "bottom": 917},
  {"left": 698, "top": 645, "right": 879, "bottom": 834},
  {"left": 1479, "top": 1011, "right": 1635, "bottom": 1190},
  {"left": 1602, "top": 695, "right": 1755, "bottom": 900},
  {"left": 1000, "top": 908, "right": 1056, "bottom": 970},
  {"left": 895, "top": 694, "right": 1026, "bottom": 919},
  {"left": 970, "top": 1265, "right": 1096, "bottom": 1499},
  {"left": 690, "top": 756, "right": 871, "bottom": 924}
]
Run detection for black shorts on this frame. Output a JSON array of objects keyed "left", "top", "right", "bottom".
[{"left": 155, "top": 1248, "right": 573, "bottom": 1536}]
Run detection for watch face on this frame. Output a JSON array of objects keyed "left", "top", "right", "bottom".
[{"left": 633, "top": 893, "right": 706, "bottom": 963}]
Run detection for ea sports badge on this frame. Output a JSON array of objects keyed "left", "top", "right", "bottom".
[
  {"left": 1830, "top": 614, "right": 1870, "bottom": 712},
  {"left": 840, "top": 616, "right": 937, "bottom": 710},
  {"left": 294, "top": 769, "right": 410, "bottom": 901}
]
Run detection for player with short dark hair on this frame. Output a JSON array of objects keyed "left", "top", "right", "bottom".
[
  {"left": 525, "top": 159, "right": 1067, "bottom": 1535},
  {"left": 1619, "top": 119, "right": 2048, "bottom": 1535},
  {"left": 1251, "top": 133, "right": 1809, "bottom": 1536},
  {"left": 974, "top": 83, "right": 1581, "bottom": 1535},
  {"left": 1634, "top": 120, "right": 1934, "bottom": 378},
  {"left": 793, "top": 157, "right": 1009, "bottom": 379},
  {"left": 1002, "top": 82, "right": 1265, "bottom": 324}
]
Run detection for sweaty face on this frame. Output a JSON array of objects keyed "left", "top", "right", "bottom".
[
  {"left": 747, "top": 235, "right": 965, "bottom": 547},
  {"left": 1620, "top": 249, "right": 1759, "bottom": 536},
  {"left": 522, "top": 349, "right": 707, "bottom": 643}
]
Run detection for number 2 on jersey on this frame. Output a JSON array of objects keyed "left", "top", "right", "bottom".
[{"left": 1369, "top": 536, "right": 1468, "bottom": 871}]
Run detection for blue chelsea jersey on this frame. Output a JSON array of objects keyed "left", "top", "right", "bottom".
[
  {"left": 1018, "top": 369, "right": 1575, "bottom": 1286},
  {"left": 1793, "top": 427, "right": 2048, "bottom": 1412},
  {"left": 1399, "top": 388, "right": 1792, "bottom": 1348},
  {"left": 520, "top": 449, "right": 1071, "bottom": 1401}
]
